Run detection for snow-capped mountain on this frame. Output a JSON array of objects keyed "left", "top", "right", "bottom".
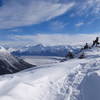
[
  {"left": 0, "top": 47, "right": 100, "bottom": 100},
  {"left": 0, "top": 46, "right": 36, "bottom": 75},
  {"left": 11, "top": 44, "right": 81, "bottom": 56}
]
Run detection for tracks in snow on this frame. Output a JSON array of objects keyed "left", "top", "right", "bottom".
[
  {"left": 58, "top": 60, "right": 100, "bottom": 100},
  {"left": 0, "top": 59, "right": 100, "bottom": 100}
]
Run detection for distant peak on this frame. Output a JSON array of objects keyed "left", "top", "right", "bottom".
[
  {"left": 0, "top": 46, "right": 7, "bottom": 52},
  {"left": 36, "top": 44, "right": 44, "bottom": 47}
]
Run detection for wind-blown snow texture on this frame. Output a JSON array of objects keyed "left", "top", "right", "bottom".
[{"left": 0, "top": 47, "right": 100, "bottom": 100}]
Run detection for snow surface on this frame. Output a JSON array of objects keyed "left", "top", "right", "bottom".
[{"left": 0, "top": 47, "right": 100, "bottom": 100}]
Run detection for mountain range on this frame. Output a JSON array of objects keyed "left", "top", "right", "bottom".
[{"left": 11, "top": 44, "right": 81, "bottom": 57}]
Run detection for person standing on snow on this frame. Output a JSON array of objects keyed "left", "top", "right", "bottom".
[
  {"left": 92, "top": 37, "right": 99, "bottom": 47},
  {"left": 84, "top": 43, "right": 89, "bottom": 49},
  {"left": 95, "top": 37, "right": 99, "bottom": 46}
]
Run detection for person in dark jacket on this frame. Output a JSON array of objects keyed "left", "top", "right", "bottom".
[
  {"left": 95, "top": 37, "right": 99, "bottom": 46},
  {"left": 84, "top": 43, "right": 89, "bottom": 49},
  {"left": 92, "top": 40, "right": 95, "bottom": 47},
  {"left": 92, "top": 37, "right": 99, "bottom": 47}
]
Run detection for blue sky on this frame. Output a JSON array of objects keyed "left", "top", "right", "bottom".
[{"left": 0, "top": 0, "right": 100, "bottom": 47}]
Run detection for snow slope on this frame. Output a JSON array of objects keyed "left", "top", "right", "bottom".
[{"left": 0, "top": 47, "right": 100, "bottom": 100}]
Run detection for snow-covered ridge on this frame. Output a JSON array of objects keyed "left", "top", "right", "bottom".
[
  {"left": 0, "top": 46, "right": 7, "bottom": 52},
  {"left": 0, "top": 46, "right": 36, "bottom": 75},
  {"left": 0, "top": 47, "right": 100, "bottom": 100}
]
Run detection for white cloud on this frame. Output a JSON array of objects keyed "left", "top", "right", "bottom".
[
  {"left": 50, "top": 21, "right": 67, "bottom": 30},
  {"left": 1, "top": 33, "right": 99, "bottom": 47},
  {"left": 0, "top": 0, "right": 75, "bottom": 29},
  {"left": 75, "top": 0, "right": 100, "bottom": 17},
  {"left": 0, "top": 0, "right": 100, "bottom": 29},
  {"left": 75, "top": 22, "right": 84, "bottom": 27}
]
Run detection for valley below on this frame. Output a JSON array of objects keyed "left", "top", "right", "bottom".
[{"left": 21, "top": 56, "right": 63, "bottom": 66}]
